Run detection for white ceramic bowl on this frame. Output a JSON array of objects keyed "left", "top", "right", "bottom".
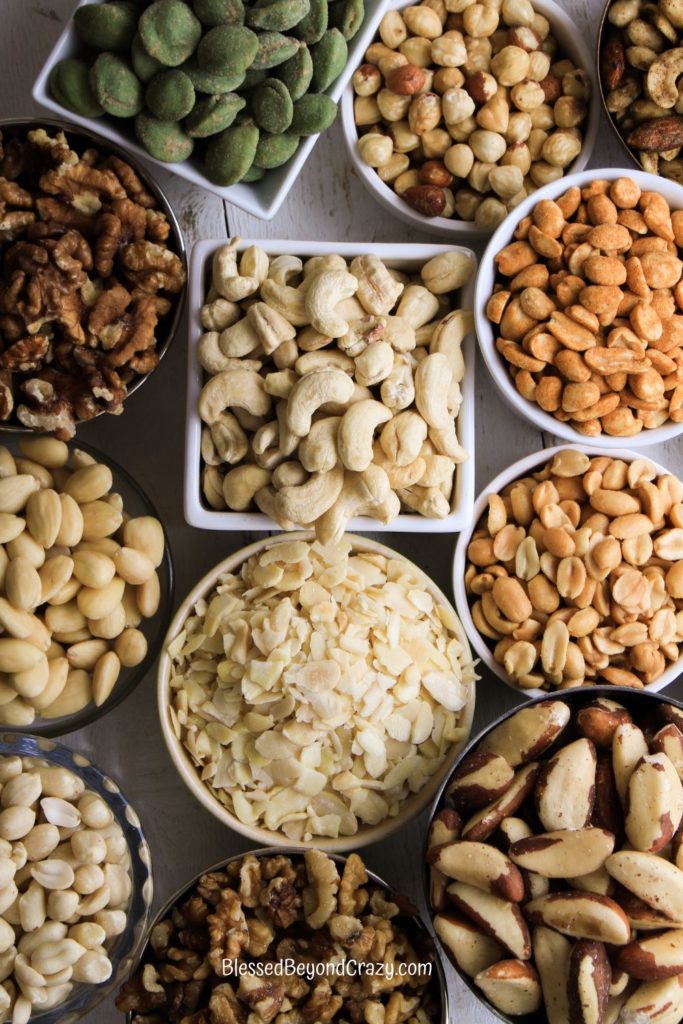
[
  {"left": 185, "top": 237, "right": 476, "bottom": 532},
  {"left": 32, "top": 0, "right": 389, "bottom": 221},
  {"left": 452, "top": 443, "right": 682, "bottom": 698},
  {"left": 475, "top": 167, "right": 683, "bottom": 448},
  {"left": 340, "top": 0, "right": 599, "bottom": 239},
  {"left": 158, "top": 531, "right": 476, "bottom": 852}
]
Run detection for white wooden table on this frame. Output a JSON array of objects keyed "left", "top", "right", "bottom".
[{"left": 4, "top": 1, "right": 683, "bottom": 1020}]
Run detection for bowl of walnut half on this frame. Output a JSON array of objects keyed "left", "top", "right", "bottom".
[
  {"left": 0, "top": 119, "right": 187, "bottom": 439},
  {"left": 598, "top": 0, "right": 683, "bottom": 180},
  {"left": 116, "top": 847, "right": 448, "bottom": 1024}
]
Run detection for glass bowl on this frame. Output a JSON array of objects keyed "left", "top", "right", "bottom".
[
  {"left": 0, "top": 117, "right": 186, "bottom": 435},
  {"left": 123, "top": 847, "right": 448, "bottom": 1024},
  {"left": 0, "top": 731, "right": 153, "bottom": 1024},
  {"left": 0, "top": 438, "right": 174, "bottom": 737}
]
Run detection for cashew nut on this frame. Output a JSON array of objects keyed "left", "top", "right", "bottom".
[
  {"left": 298, "top": 326, "right": 333, "bottom": 351},
  {"left": 199, "top": 369, "right": 271, "bottom": 424},
  {"left": 261, "top": 279, "right": 310, "bottom": 326},
  {"left": 320, "top": 382, "right": 372, "bottom": 415},
  {"left": 275, "top": 463, "right": 345, "bottom": 524},
  {"left": 219, "top": 317, "right": 260, "bottom": 358},
  {"left": 273, "top": 340, "right": 299, "bottom": 369},
  {"left": 264, "top": 369, "right": 298, "bottom": 399},
  {"left": 305, "top": 271, "right": 359, "bottom": 338},
  {"left": 254, "top": 485, "right": 295, "bottom": 529},
  {"left": 198, "top": 333, "right": 262, "bottom": 375},
  {"left": 247, "top": 302, "right": 296, "bottom": 354},
  {"left": 252, "top": 420, "right": 287, "bottom": 470},
  {"left": 420, "top": 250, "right": 475, "bottom": 294},
  {"left": 202, "top": 466, "right": 225, "bottom": 510},
  {"left": 286, "top": 369, "right": 355, "bottom": 436},
  {"left": 299, "top": 417, "right": 341, "bottom": 473},
  {"left": 338, "top": 316, "right": 386, "bottom": 357},
  {"left": 337, "top": 400, "right": 392, "bottom": 472},
  {"left": 315, "top": 465, "right": 400, "bottom": 545},
  {"left": 373, "top": 441, "right": 426, "bottom": 488},
  {"left": 200, "top": 298, "right": 240, "bottom": 332},
  {"left": 295, "top": 351, "right": 354, "bottom": 375},
  {"left": 210, "top": 411, "right": 249, "bottom": 463},
  {"left": 429, "top": 422, "right": 468, "bottom": 463},
  {"left": 335, "top": 296, "right": 367, "bottom": 322},
  {"left": 302, "top": 254, "right": 348, "bottom": 280},
  {"left": 233, "top": 408, "right": 268, "bottom": 432},
  {"left": 396, "top": 285, "right": 441, "bottom": 329},
  {"left": 430, "top": 310, "right": 472, "bottom": 382},
  {"left": 350, "top": 255, "right": 404, "bottom": 315},
  {"left": 240, "top": 245, "right": 269, "bottom": 283},
  {"left": 272, "top": 462, "right": 308, "bottom": 489},
  {"left": 646, "top": 47, "right": 683, "bottom": 107},
  {"left": 380, "top": 411, "right": 428, "bottom": 466},
  {"left": 201, "top": 427, "right": 221, "bottom": 466},
  {"left": 267, "top": 254, "right": 302, "bottom": 285},
  {"left": 398, "top": 484, "right": 451, "bottom": 519},
  {"left": 212, "top": 239, "right": 260, "bottom": 301},
  {"left": 419, "top": 451, "right": 455, "bottom": 488},
  {"left": 380, "top": 353, "right": 415, "bottom": 410},
  {"left": 354, "top": 341, "right": 394, "bottom": 387},
  {"left": 223, "top": 465, "right": 272, "bottom": 511},
  {"left": 415, "top": 352, "right": 453, "bottom": 429},
  {"left": 415, "top": 320, "right": 440, "bottom": 347},
  {"left": 384, "top": 315, "right": 416, "bottom": 352},
  {"left": 276, "top": 400, "right": 299, "bottom": 457}
]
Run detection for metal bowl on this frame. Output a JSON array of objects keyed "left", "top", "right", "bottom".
[
  {"left": 0, "top": 117, "right": 186, "bottom": 433},
  {"left": 423, "top": 685, "right": 683, "bottom": 1024},
  {"left": 0, "top": 731, "right": 153, "bottom": 1024},
  {"left": 123, "top": 846, "right": 449, "bottom": 1024}
]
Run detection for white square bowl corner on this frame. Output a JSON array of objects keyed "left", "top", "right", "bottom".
[
  {"left": 185, "top": 238, "right": 476, "bottom": 533},
  {"left": 32, "top": 0, "right": 390, "bottom": 220}
]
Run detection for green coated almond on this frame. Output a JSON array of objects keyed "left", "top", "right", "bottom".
[
  {"left": 90, "top": 53, "right": 144, "bottom": 118},
  {"left": 251, "top": 31, "right": 299, "bottom": 70},
  {"left": 293, "top": 0, "right": 327, "bottom": 43},
  {"left": 185, "top": 92, "right": 246, "bottom": 136},
  {"left": 48, "top": 59, "right": 104, "bottom": 118},
  {"left": 242, "top": 164, "right": 265, "bottom": 182},
  {"left": 331, "top": 0, "right": 364, "bottom": 39},
  {"left": 290, "top": 92, "right": 337, "bottom": 134},
  {"left": 73, "top": 2, "right": 137, "bottom": 51},
  {"left": 182, "top": 55, "right": 245, "bottom": 92},
  {"left": 311, "top": 28, "right": 347, "bottom": 92},
  {"left": 139, "top": 0, "right": 203, "bottom": 67},
  {"left": 275, "top": 44, "right": 312, "bottom": 99},
  {"left": 131, "top": 33, "right": 165, "bottom": 81},
  {"left": 246, "top": 0, "right": 310, "bottom": 33},
  {"left": 241, "top": 67, "right": 268, "bottom": 89},
  {"left": 145, "top": 68, "right": 196, "bottom": 120},
  {"left": 252, "top": 77, "right": 293, "bottom": 133},
  {"left": 204, "top": 122, "right": 260, "bottom": 184},
  {"left": 193, "top": 0, "right": 245, "bottom": 25},
  {"left": 254, "top": 129, "right": 299, "bottom": 168},
  {"left": 197, "top": 25, "right": 258, "bottom": 73},
  {"left": 135, "top": 111, "right": 195, "bottom": 161}
]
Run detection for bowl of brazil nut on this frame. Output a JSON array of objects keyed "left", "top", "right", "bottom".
[
  {"left": 341, "top": 0, "right": 599, "bottom": 238},
  {"left": 424, "top": 686, "right": 683, "bottom": 1024},
  {"left": 0, "top": 119, "right": 186, "bottom": 439},
  {"left": 476, "top": 169, "right": 683, "bottom": 445},
  {"left": 116, "top": 846, "right": 447, "bottom": 1024},
  {"left": 0, "top": 436, "right": 172, "bottom": 736},
  {"left": 0, "top": 730, "right": 152, "bottom": 1024},
  {"left": 158, "top": 531, "right": 476, "bottom": 851},
  {"left": 453, "top": 444, "right": 683, "bottom": 697}
]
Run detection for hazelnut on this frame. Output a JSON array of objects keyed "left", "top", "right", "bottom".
[
  {"left": 419, "top": 160, "right": 455, "bottom": 186},
  {"left": 387, "top": 63, "right": 427, "bottom": 94},
  {"left": 433, "top": 67, "right": 465, "bottom": 92},
  {"left": 465, "top": 71, "right": 499, "bottom": 103},
  {"left": 403, "top": 184, "right": 447, "bottom": 216},
  {"left": 353, "top": 64, "right": 383, "bottom": 96},
  {"left": 508, "top": 26, "right": 542, "bottom": 51},
  {"left": 539, "top": 74, "right": 562, "bottom": 103}
]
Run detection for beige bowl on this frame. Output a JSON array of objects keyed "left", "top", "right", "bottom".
[{"left": 157, "top": 532, "right": 476, "bottom": 852}]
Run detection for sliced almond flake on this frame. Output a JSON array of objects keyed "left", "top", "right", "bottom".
[
  {"left": 412, "top": 702, "right": 434, "bottom": 745},
  {"left": 167, "top": 631, "right": 187, "bottom": 659},
  {"left": 409, "top": 590, "right": 433, "bottom": 613},
  {"left": 255, "top": 731, "right": 297, "bottom": 760},
  {"left": 374, "top": 643, "right": 412, "bottom": 676}
]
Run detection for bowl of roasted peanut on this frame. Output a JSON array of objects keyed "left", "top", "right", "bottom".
[
  {"left": 158, "top": 532, "right": 476, "bottom": 851},
  {"left": 475, "top": 169, "right": 683, "bottom": 445},
  {"left": 424, "top": 686, "right": 683, "bottom": 1024},
  {"left": 341, "top": 0, "right": 599, "bottom": 237},
  {"left": 453, "top": 444, "right": 683, "bottom": 697},
  {"left": 598, "top": 0, "right": 683, "bottom": 180},
  {"left": 0, "top": 118, "right": 186, "bottom": 439},
  {"left": 117, "top": 847, "right": 447, "bottom": 1024}
]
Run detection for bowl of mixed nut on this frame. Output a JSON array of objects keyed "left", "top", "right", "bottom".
[
  {"left": 341, "top": 0, "right": 599, "bottom": 236},
  {"left": 117, "top": 847, "right": 447, "bottom": 1024},
  {"left": 598, "top": 0, "right": 683, "bottom": 180},
  {"left": 0, "top": 119, "right": 186, "bottom": 440},
  {"left": 476, "top": 169, "right": 683, "bottom": 445},
  {"left": 158, "top": 532, "right": 476, "bottom": 850},
  {"left": 453, "top": 444, "right": 683, "bottom": 696},
  {"left": 424, "top": 686, "right": 683, "bottom": 1024}
]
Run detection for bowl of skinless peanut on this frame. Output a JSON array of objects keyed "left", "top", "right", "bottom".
[
  {"left": 158, "top": 532, "right": 476, "bottom": 851},
  {"left": 341, "top": 0, "right": 599, "bottom": 237},
  {"left": 475, "top": 169, "right": 683, "bottom": 445},
  {"left": 453, "top": 445, "right": 683, "bottom": 697}
]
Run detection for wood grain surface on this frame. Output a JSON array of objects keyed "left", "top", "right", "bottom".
[{"left": 3, "top": 1, "right": 683, "bottom": 1020}]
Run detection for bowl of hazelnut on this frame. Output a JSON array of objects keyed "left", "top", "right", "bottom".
[{"left": 341, "top": 0, "right": 599, "bottom": 237}]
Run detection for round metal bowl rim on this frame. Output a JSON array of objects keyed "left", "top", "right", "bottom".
[
  {"left": 594, "top": 0, "right": 645, "bottom": 173},
  {"left": 452, "top": 441, "right": 682, "bottom": 699},
  {"left": 157, "top": 531, "right": 476, "bottom": 852},
  {"left": 125, "top": 845, "right": 449, "bottom": 1024},
  {"left": 421, "top": 684, "right": 683, "bottom": 1024},
  {"left": 0, "top": 116, "right": 187, "bottom": 432}
]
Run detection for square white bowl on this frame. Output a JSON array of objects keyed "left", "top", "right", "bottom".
[
  {"left": 185, "top": 238, "right": 476, "bottom": 532},
  {"left": 32, "top": 0, "right": 389, "bottom": 221}
]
